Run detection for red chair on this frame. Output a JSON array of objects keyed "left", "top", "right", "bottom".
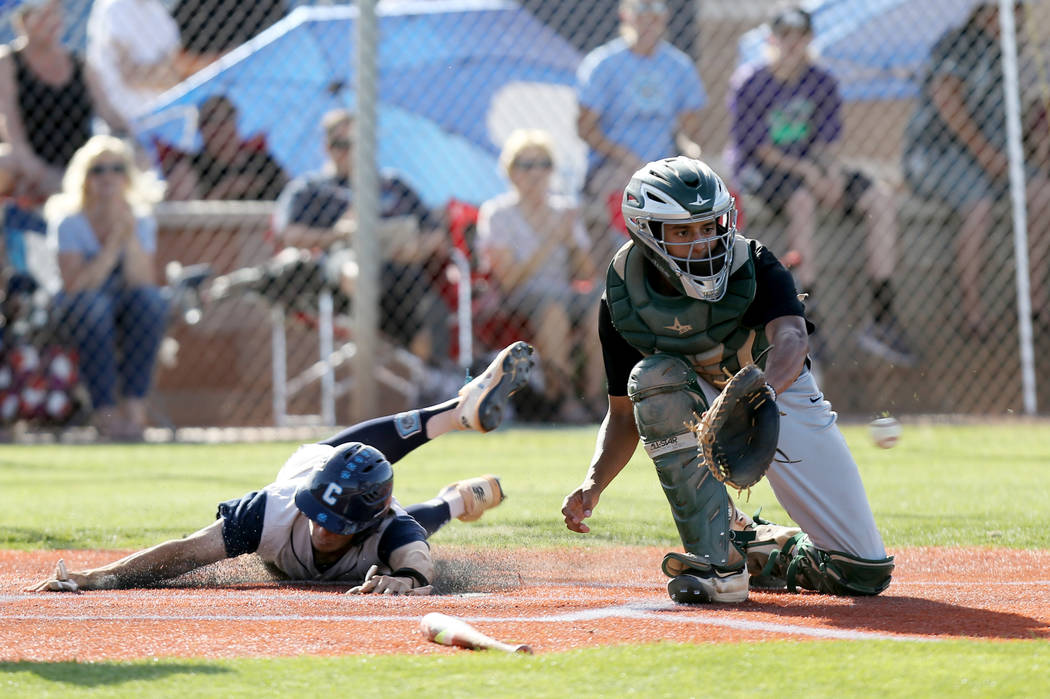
[{"left": 438, "top": 199, "right": 533, "bottom": 369}]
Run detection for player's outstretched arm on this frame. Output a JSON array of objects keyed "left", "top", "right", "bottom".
[
  {"left": 562, "top": 396, "right": 638, "bottom": 533},
  {"left": 28, "top": 520, "right": 228, "bottom": 592}
]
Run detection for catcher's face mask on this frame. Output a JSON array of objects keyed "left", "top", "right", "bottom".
[{"left": 657, "top": 214, "right": 734, "bottom": 289}]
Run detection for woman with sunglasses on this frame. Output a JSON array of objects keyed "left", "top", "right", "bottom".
[
  {"left": 45, "top": 135, "right": 168, "bottom": 440},
  {"left": 477, "top": 129, "right": 605, "bottom": 423}
]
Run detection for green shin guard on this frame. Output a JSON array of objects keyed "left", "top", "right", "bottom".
[
  {"left": 653, "top": 450, "right": 737, "bottom": 571},
  {"left": 629, "top": 355, "right": 738, "bottom": 571},
  {"left": 764, "top": 533, "right": 895, "bottom": 596}
]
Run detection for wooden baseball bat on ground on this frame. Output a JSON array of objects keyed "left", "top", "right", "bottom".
[{"left": 420, "top": 612, "right": 533, "bottom": 654}]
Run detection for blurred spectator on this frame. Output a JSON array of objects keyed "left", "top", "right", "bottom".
[
  {"left": 86, "top": 0, "right": 188, "bottom": 124},
  {"left": 162, "top": 94, "right": 288, "bottom": 200},
  {"left": 45, "top": 134, "right": 168, "bottom": 441},
  {"left": 727, "top": 6, "right": 914, "bottom": 366},
  {"left": 1024, "top": 97, "right": 1050, "bottom": 179},
  {"left": 518, "top": 0, "right": 697, "bottom": 55},
  {"left": 477, "top": 129, "right": 604, "bottom": 422},
  {"left": 903, "top": 0, "right": 1050, "bottom": 337},
  {"left": 173, "top": 0, "right": 286, "bottom": 74},
  {"left": 576, "top": 0, "right": 706, "bottom": 266},
  {"left": 0, "top": 0, "right": 128, "bottom": 205},
  {"left": 272, "top": 108, "right": 448, "bottom": 366}
]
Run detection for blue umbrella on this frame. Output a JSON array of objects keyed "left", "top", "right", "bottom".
[
  {"left": 737, "top": 0, "right": 991, "bottom": 101},
  {"left": 133, "top": 0, "right": 581, "bottom": 207}
]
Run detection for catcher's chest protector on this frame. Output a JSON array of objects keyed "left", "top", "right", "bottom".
[{"left": 606, "top": 239, "right": 771, "bottom": 384}]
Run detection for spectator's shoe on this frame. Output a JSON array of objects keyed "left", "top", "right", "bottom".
[
  {"left": 857, "top": 320, "right": 917, "bottom": 367},
  {"left": 667, "top": 566, "right": 750, "bottom": 604},
  {"left": 455, "top": 341, "right": 535, "bottom": 432},
  {"left": 440, "top": 475, "right": 505, "bottom": 522}
]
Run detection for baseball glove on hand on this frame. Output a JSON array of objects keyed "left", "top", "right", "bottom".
[{"left": 691, "top": 364, "right": 780, "bottom": 491}]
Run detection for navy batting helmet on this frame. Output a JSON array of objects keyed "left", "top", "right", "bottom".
[{"left": 294, "top": 442, "right": 394, "bottom": 536}]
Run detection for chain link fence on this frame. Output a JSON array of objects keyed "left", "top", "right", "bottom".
[{"left": 1, "top": 0, "right": 1047, "bottom": 433}]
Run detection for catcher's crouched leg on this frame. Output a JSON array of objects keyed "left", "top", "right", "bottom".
[
  {"left": 762, "top": 532, "right": 894, "bottom": 596},
  {"left": 628, "top": 355, "right": 747, "bottom": 603}
]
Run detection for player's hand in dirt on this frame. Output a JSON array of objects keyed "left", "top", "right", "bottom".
[
  {"left": 347, "top": 565, "right": 432, "bottom": 595},
  {"left": 562, "top": 484, "right": 601, "bottom": 534},
  {"left": 28, "top": 559, "right": 84, "bottom": 593}
]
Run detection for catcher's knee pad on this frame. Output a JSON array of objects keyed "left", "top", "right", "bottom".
[
  {"left": 628, "top": 355, "right": 736, "bottom": 569},
  {"left": 628, "top": 354, "right": 708, "bottom": 449},
  {"left": 768, "top": 533, "right": 894, "bottom": 596}
]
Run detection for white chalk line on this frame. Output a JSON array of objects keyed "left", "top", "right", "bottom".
[
  {"left": 544, "top": 580, "right": 1050, "bottom": 588},
  {"left": 2, "top": 577, "right": 1048, "bottom": 605},
  {"left": 0, "top": 600, "right": 939, "bottom": 642},
  {"left": 888, "top": 580, "right": 1050, "bottom": 586}
]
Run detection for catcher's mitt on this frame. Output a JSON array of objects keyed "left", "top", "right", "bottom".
[{"left": 690, "top": 364, "right": 780, "bottom": 491}]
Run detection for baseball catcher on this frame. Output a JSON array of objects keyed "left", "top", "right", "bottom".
[
  {"left": 30, "top": 342, "right": 535, "bottom": 594},
  {"left": 562, "top": 156, "right": 894, "bottom": 604}
]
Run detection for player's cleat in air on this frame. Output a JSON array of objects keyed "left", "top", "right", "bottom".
[
  {"left": 441, "top": 475, "right": 505, "bottom": 522},
  {"left": 667, "top": 565, "right": 750, "bottom": 604},
  {"left": 456, "top": 341, "right": 535, "bottom": 432}
]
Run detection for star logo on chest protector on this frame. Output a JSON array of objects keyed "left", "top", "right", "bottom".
[{"left": 664, "top": 317, "right": 693, "bottom": 335}]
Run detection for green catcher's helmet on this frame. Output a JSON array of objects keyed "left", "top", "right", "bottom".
[{"left": 621, "top": 157, "right": 738, "bottom": 301}]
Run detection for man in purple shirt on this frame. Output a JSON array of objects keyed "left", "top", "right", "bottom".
[{"left": 727, "top": 7, "right": 914, "bottom": 366}]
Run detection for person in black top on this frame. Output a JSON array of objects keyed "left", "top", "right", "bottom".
[
  {"left": 0, "top": 0, "right": 127, "bottom": 204},
  {"left": 162, "top": 94, "right": 288, "bottom": 201},
  {"left": 273, "top": 108, "right": 448, "bottom": 364}
]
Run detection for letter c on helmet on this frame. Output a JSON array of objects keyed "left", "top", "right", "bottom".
[{"left": 322, "top": 482, "right": 343, "bottom": 506}]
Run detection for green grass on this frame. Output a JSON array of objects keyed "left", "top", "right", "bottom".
[
  {"left": 1, "top": 423, "right": 1048, "bottom": 550},
  {"left": 2, "top": 641, "right": 1049, "bottom": 698},
  {"left": 2, "top": 422, "right": 1049, "bottom": 695}
]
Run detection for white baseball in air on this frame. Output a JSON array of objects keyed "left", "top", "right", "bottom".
[{"left": 869, "top": 417, "right": 902, "bottom": 449}]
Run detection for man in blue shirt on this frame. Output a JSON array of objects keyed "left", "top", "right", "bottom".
[{"left": 576, "top": 0, "right": 707, "bottom": 263}]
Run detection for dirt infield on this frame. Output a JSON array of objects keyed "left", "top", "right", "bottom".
[{"left": 2, "top": 546, "right": 1048, "bottom": 661}]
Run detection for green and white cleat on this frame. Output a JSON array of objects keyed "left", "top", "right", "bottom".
[
  {"left": 456, "top": 341, "right": 535, "bottom": 432},
  {"left": 667, "top": 566, "right": 750, "bottom": 604}
]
